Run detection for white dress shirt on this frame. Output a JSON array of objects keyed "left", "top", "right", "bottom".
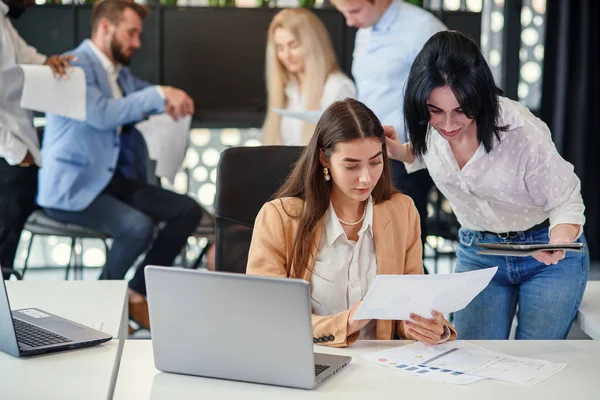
[
  {"left": 310, "top": 196, "right": 377, "bottom": 339},
  {"left": 352, "top": 0, "right": 446, "bottom": 142},
  {"left": 280, "top": 72, "right": 356, "bottom": 146},
  {"left": 87, "top": 39, "right": 123, "bottom": 99},
  {"left": 0, "top": 2, "right": 47, "bottom": 166},
  {"left": 406, "top": 96, "right": 585, "bottom": 237}
]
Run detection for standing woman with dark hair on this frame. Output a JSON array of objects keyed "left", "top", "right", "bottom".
[
  {"left": 386, "top": 30, "right": 589, "bottom": 340},
  {"left": 247, "top": 98, "right": 456, "bottom": 347}
]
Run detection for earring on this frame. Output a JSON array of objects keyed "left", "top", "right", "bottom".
[{"left": 323, "top": 167, "right": 331, "bottom": 181}]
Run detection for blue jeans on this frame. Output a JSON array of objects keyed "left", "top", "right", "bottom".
[
  {"left": 453, "top": 226, "right": 589, "bottom": 339},
  {"left": 45, "top": 173, "right": 202, "bottom": 296}
]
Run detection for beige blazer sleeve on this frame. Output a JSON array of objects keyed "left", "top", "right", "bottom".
[{"left": 246, "top": 201, "right": 359, "bottom": 347}]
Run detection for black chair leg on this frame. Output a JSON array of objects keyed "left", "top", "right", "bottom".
[
  {"left": 2, "top": 268, "right": 22, "bottom": 280},
  {"left": 79, "top": 238, "right": 85, "bottom": 280},
  {"left": 102, "top": 239, "right": 110, "bottom": 279},
  {"left": 65, "top": 238, "right": 76, "bottom": 280},
  {"left": 75, "top": 238, "right": 82, "bottom": 280},
  {"left": 191, "top": 240, "right": 213, "bottom": 270},
  {"left": 22, "top": 233, "right": 35, "bottom": 278}
]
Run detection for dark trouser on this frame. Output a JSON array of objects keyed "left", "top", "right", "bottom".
[
  {"left": 389, "top": 159, "right": 433, "bottom": 248},
  {"left": 0, "top": 159, "right": 38, "bottom": 280},
  {"left": 45, "top": 172, "right": 202, "bottom": 295}
]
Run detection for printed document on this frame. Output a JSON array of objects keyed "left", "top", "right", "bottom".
[
  {"left": 353, "top": 267, "right": 497, "bottom": 320},
  {"left": 20, "top": 65, "right": 86, "bottom": 121},
  {"left": 135, "top": 114, "right": 191, "bottom": 183},
  {"left": 363, "top": 345, "right": 486, "bottom": 384},
  {"left": 413, "top": 341, "right": 566, "bottom": 385},
  {"left": 364, "top": 341, "right": 566, "bottom": 385}
]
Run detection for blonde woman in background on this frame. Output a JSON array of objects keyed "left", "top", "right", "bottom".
[{"left": 262, "top": 8, "right": 356, "bottom": 145}]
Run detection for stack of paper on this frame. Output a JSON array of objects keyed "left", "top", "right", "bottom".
[{"left": 364, "top": 341, "right": 567, "bottom": 385}]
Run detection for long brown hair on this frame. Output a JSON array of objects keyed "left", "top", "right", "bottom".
[{"left": 275, "top": 98, "right": 395, "bottom": 278}]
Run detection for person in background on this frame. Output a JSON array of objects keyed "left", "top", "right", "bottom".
[
  {"left": 37, "top": 0, "right": 204, "bottom": 331},
  {"left": 386, "top": 31, "right": 589, "bottom": 339},
  {"left": 248, "top": 98, "right": 456, "bottom": 347},
  {"left": 0, "top": 0, "right": 74, "bottom": 279},
  {"left": 332, "top": 0, "right": 446, "bottom": 250},
  {"left": 262, "top": 8, "right": 356, "bottom": 146}
]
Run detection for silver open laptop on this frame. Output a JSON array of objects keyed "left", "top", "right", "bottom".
[
  {"left": 145, "top": 266, "right": 351, "bottom": 389},
  {"left": 0, "top": 271, "right": 112, "bottom": 357}
]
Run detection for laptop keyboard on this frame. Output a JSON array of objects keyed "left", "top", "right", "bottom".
[
  {"left": 315, "top": 364, "right": 329, "bottom": 376},
  {"left": 13, "top": 319, "right": 71, "bottom": 348}
]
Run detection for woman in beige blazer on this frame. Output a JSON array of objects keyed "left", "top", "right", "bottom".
[{"left": 247, "top": 98, "right": 456, "bottom": 347}]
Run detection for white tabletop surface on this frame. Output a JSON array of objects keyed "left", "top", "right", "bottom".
[
  {"left": 114, "top": 340, "right": 600, "bottom": 400},
  {"left": 1, "top": 280, "right": 128, "bottom": 400},
  {"left": 1, "top": 340, "right": 121, "bottom": 400},
  {"left": 577, "top": 280, "right": 600, "bottom": 339}
]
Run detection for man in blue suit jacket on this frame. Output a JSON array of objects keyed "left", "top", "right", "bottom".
[{"left": 37, "top": 0, "right": 202, "bottom": 330}]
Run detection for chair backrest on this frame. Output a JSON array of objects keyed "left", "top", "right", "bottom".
[{"left": 214, "top": 146, "right": 304, "bottom": 273}]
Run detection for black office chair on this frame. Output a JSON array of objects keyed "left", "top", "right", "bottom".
[
  {"left": 214, "top": 146, "right": 304, "bottom": 274},
  {"left": 2, "top": 267, "right": 22, "bottom": 280},
  {"left": 18, "top": 124, "right": 111, "bottom": 280},
  {"left": 424, "top": 187, "right": 460, "bottom": 273},
  {"left": 22, "top": 210, "right": 110, "bottom": 280}
]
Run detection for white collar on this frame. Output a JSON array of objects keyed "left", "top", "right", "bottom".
[
  {"left": 86, "top": 39, "right": 121, "bottom": 78},
  {"left": 0, "top": 2, "right": 9, "bottom": 16},
  {"left": 324, "top": 196, "right": 374, "bottom": 246}
]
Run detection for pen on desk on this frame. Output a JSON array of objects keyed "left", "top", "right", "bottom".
[{"left": 420, "top": 348, "right": 459, "bottom": 365}]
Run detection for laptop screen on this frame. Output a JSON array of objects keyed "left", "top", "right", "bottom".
[{"left": 0, "top": 268, "right": 20, "bottom": 357}]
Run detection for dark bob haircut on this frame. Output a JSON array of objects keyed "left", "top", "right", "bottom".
[{"left": 404, "top": 30, "right": 507, "bottom": 156}]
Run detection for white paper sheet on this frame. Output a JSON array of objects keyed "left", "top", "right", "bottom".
[
  {"left": 353, "top": 267, "right": 497, "bottom": 320},
  {"left": 417, "top": 341, "right": 567, "bottom": 385},
  {"left": 135, "top": 114, "right": 191, "bottom": 183},
  {"left": 363, "top": 344, "right": 486, "bottom": 385},
  {"left": 273, "top": 108, "right": 323, "bottom": 124},
  {"left": 19, "top": 64, "right": 86, "bottom": 121}
]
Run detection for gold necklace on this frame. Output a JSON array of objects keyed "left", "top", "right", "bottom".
[{"left": 337, "top": 202, "right": 367, "bottom": 226}]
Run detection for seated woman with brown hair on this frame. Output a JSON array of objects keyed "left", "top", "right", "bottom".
[{"left": 247, "top": 98, "right": 456, "bottom": 347}]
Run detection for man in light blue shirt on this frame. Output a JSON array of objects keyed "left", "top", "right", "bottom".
[{"left": 333, "top": 0, "right": 446, "bottom": 247}]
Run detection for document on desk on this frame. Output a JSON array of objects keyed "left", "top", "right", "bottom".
[
  {"left": 364, "top": 341, "right": 566, "bottom": 385},
  {"left": 416, "top": 341, "right": 567, "bottom": 385},
  {"left": 363, "top": 345, "right": 486, "bottom": 385},
  {"left": 353, "top": 267, "right": 497, "bottom": 320},
  {"left": 273, "top": 108, "right": 323, "bottom": 124},
  {"left": 19, "top": 65, "right": 86, "bottom": 121},
  {"left": 135, "top": 114, "right": 191, "bottom": 183}
]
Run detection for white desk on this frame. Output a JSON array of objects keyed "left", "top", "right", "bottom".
[
  {"left": 114, "top": 340, "right": 600, "bottom": 400},
  {"left": 577, "top": 280, "right": 600, "bottom": 339},
  {"left": 1, "top": 281, "right": 128, "bottom": 400}
]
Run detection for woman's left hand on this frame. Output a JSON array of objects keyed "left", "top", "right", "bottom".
[
  {"left": 532, "top": 223, "right": 579, "bottom": 266},
  {"left": 405, "top": 310, "right": 446, "bottom": 346}
]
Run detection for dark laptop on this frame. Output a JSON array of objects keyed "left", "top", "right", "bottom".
[{"left": 0, "top": 271, "right": 112, "bottom": 357}]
